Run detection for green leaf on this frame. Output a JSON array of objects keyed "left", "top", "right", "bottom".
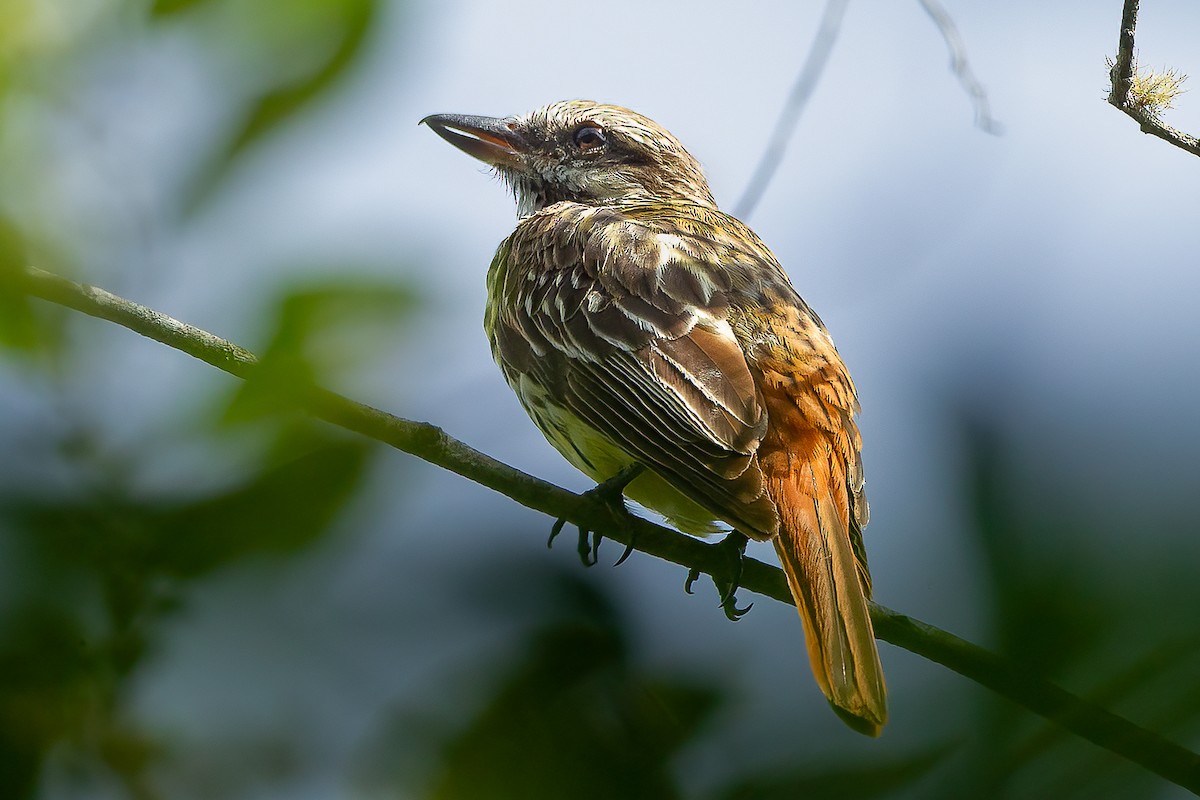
[
  {"left": 227, "top": 0, "right": 376, "bottom": 157},
  {"left": 149, "top": 433, "right": 372, "bottom": 575},
  {"left": 183, "top": 0, "right": 379, "bottom": 209},
  {"left": 224, "top": 277, "right": 415, "bottom": 423},
  {"left": 8, "top": 429, "right": 371, "bottom": 582}
]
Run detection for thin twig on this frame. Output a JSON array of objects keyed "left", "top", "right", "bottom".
[
  {"left": 734, "top": 1, "right": 1001, "bottom": 220},
  {"left": 1107, "top": 0, "right": 1200, "bottom": 158},
  {"left": 1109, "top": 0, "right": 1140, "bottom": 107},
  {"left": 733, "top": 0, "right": 849, "bottom": 220},
  {"left": 10, "top": 265, "right": 1200, "bottom": 794},
  {"left": 917, "top": 0, "right": 1002, "bottom": 134}
]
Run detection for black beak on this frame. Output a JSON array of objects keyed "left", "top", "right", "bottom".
[{"left": 420, "top": 113, "right": 527, "bottom": 168}]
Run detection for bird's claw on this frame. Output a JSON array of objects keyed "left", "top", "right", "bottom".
[
  {"left": 547, "top": 517, "right": 602, "bottom": 566},
  {"left": 547, "top": 518, "right": 604, "bottom": 567},
  {"left": 547, "top": 464, "right": 644, "bottom": 567},
  {"left": 719, "top": 589, "right": 754, "bottom": 621},
  {"left": 713, "top": 531, "right": 752, "bottom": 621},
  {"left": 547, "top": 517, "right": 567, "bottom": 548}
]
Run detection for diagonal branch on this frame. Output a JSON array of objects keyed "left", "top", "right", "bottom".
[
  {"left": 917, "top": 0, "right": 1002, "bottom": 134},
  {"left": 733, "top": 0, "right": 849, "bottom": 220},
  {"left": 10, "top": 265, "right": 1200, "bottom": 793},
  {"left": 1107, "top": 0, "right": 1200, "bottom": 158}
]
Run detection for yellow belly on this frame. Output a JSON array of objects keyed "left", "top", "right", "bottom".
[{"left": 512, "top": 373, "right": 726, "bottom": 536}]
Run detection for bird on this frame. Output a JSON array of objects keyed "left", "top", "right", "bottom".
[{"left": 422, "top": 100, "right": 886, "bottom": 735}]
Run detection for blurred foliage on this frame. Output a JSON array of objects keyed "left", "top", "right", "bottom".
[
  {"left": 357, "top": 562, "right": 955, "bottom": 800},
  {"left": 937, "top": 411, "right": 1200, "bottom": 798},
  {"left": 0, "top": 2, "right": 405, "bottom": 794},
  {"left": 0, "top": 219, "right": 42, "bottom": 352},
  {"left": 713, "top": 745, "right": 951, "bottom": 800},
  {"left": 371, "top": 566, "right": 724, "bottom": 800},
  {"left": 0, "top": 427, "right": 372, "bottom": 798},
  {"left": 227, "top": 279, "right": 416, "bottom": 422},
  {"left": 0, "top": 266, "right": 409, "bottom": 796},
  {"left": 146, "top": 0, "right": 381, "bottom": 210},
  {"left": 0, "top": 217, "right": 71, "bottom": 359},
  {"left": 0, "top": 0, "right": 382, "bottom": 239}
]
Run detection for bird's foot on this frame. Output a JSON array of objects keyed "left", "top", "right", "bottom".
[
  {"left": 682, "top": 531, "right": 753, "bottom": 619},
  {"left": 714, "top": 531, "right": 753, "bottom": 620},
  {"left": 547, "top": 464, "right": 644, "bottom": 567}
]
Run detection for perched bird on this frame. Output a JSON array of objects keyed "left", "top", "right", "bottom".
[{"left": 422, "top": 100, "right": 886, "bottom": 735}]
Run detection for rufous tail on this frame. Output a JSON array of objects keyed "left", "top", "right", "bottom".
[{"left": 768, "top": 460, "right": 887, "bottom": 736}]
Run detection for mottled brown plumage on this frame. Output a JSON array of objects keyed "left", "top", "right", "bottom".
[{"left": 423, "top": 100, "right": 886, "bottom": 734}]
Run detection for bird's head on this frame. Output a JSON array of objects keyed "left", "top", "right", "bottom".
[{"left": 421, "top": 100, "right": 716, "bottom": 216}]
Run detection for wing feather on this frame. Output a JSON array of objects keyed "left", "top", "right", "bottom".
[{"left": 488, "top": 203, "right": 779, "bottom": 535}]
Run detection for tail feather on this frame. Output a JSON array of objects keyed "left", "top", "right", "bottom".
[{"left": 769, "top": 462, "right": 887, "bottom": 736}]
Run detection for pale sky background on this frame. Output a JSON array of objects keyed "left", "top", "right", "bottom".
[{"left": 4, "top": 1, "right": 1200, "bottom": 797}]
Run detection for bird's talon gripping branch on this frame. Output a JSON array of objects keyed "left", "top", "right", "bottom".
[
  {"left": 547, "top": 464, "right": 644, "bottom": 568},
  {"left": 601, "top": 464, "right": 643, "bottom": 565},
  {"left": 589, "top": 463, "right": 645, "bottom": 504},
  {"left": 714, "top": 531, "right": 751, "bottom": 621}
]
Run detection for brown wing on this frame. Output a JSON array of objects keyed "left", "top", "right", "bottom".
[{"left": 486, "top": 202, "right": 781, "bottom": 535}]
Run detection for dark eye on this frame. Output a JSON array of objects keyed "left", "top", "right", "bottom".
[{"left": 573, "top": 125, "right": 606, "bottom": 152}]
